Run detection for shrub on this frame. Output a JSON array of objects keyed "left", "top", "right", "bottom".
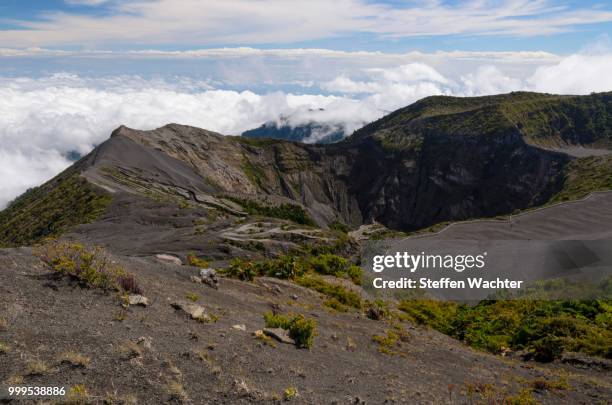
[
  {"left": 222, "top": 258, "right": 259, "bottom": 281},
  {"left": 309, "top": 254, "right": 348, "bottom": 277},
  {"left": 366, "top": 299, "right": 390, "bottom": 320},
  {"left": 0, "top": 341, "right": 9, "bottom": 354},
  {"left": 399, "top": 298, "right": 612, "bottom": 360},
  {"left": 186, "top": 293, "right": 199, "bottom": 302},
  {"left": 347, "top": 265, "right": 364, "bottom": 285},
  {"left": 35, "top": 241, "right": 142, "bottom": 294},
  {"left": 283, "top": 386, "right": 298, "bottom": 400},
  {"left": 67, "top": 385, "right": 89, "bottom": 404},
  {"left": 25, "top": 360, "right": 48, "bottom": 376},
  {"left": 58, "top": 351, "right": 90, "bottom": 368},
  {"left": 186, "top": 253, "right": 209, "bottom": 268},
  {"left": 264, "top": 312, "right": 317, "bottom": 349}
]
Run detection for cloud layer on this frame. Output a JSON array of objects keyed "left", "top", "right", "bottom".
[
  {"left": 1, "top": 1, "right": 612, "bottom": 47},
  {"left": 1, "top": 48, "right": 612, "bottom": 208}
]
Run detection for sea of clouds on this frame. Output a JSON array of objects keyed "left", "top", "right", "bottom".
[{"left": 1, "top": 50, "right": 612, "bottom": 208}]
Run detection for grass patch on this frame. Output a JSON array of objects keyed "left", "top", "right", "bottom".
[
  {"left": 226, "top": 196, "right": 315, "bottom": 226},
  {"left": 372, "top": 326, "right": 410, "bottom": 356},
  {"left": 186, "top": 293, "right": 199, "bottom": 302},
  {"left": 550, "top": 155, "right": 612, "bottom": 203},
  {"left": 25, "top": 360, "right": 49, "bottom": 376},
  {"left": 119, "top": 341, "right": 143, "bottom": 360},
  {"left": 0, "top": 172, "right": 112, "bottom": 247},
  {"left": 0, "top": 341, "right": 10, "bottom": 354},
  {"left": 58, "top": 351, "right": 90, "bottom": 368},
  {"left": 35, "top": 241, "right": 143, "bottom": 294},
  {"left": 66, "top": 384, "right": 89, "bottom": 404},
  {"left": 296, "top": 275, "right": 362, "bottom": 309},
  {"left": 263, "top": 312, "right": 317, "bottom": 349}
]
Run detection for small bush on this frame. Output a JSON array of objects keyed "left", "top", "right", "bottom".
[
  {"left": 283, "top": 386, "right": 298, "bottom": 400},
  {"left": 347, "top": 265, "right": 364, "bottom": 285},
  {"left": 66, "top": 385, "right": 89, "bottom": 404},
  {"left": 35, "top": 241, "right": 142, "bottom": 294},
  {"left": 186, "top": 293, "right": 199, "bottom": 302},
  {"left": 324, "top": 298, "right": 349, "bottom": 312},
  {"left": 25, "top": 360, "right": 49, "bottom": 376},
  {"left": 309, "top": 254, "right": 348, "bottom": 277},
  {"left": 366, "top": 299, "right": 390, "bottom": 320},
  {"left": 264, "top": 312, "right": 317, "bottom": 349},
  {"left": 0, "top": 341, "right": 10, "bottom": 354},
  {"left": 58, "top": 351, "right": 90, "bottom": 368},
  {"left": 119, "top": 341, "right": 142, "bottom": 360},
  {"left": 186, "top": 253, "right": 209, "bottom": 268},
  {"left": 222, "top": 258, "right": 259, "bottom": 281}
]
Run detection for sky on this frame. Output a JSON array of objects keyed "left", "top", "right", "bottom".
[{"left": 1, "top": 0, "right": 612, "bottom": 207}]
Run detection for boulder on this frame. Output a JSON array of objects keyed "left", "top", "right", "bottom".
[
  {"left": 155, "top": 254, "right": 182, "bottom": 266},
  {"left": 200, "top": 268, "right": 219, "bottom": 289},
  {"left": 128, "top": 295, "right": 149, "bottom": 307},
  {"left": 171, "top": 302, "right": 210, "bottom": 321},
  {"left": 263, "top": 328, "right": 295, "bottom": 344}
]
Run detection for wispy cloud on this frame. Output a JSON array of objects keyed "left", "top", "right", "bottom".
[{"left": 1, "top": 1, "right": 611, "bottom": 47}]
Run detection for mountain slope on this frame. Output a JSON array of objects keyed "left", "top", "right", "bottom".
[{"left": 1, "top": 91, "right": 612, "bottom": 250}]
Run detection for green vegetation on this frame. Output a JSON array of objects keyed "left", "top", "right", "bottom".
[
  {"left": 226, "top": 197, "right": 315, "bottom": 226},
  {"left": 186, "top": 253, "right": 210, "bottom": 268},
  {"left": 241, "top": 157, "right": 268, "bottom": 188},
  {"left": 283, "top": 386, "right": 298, "bottom": 400},
  {"left": 372, "top": 325, "right": 410, "bottom": 356},
  {"left": 35, "top": 241, "right": 143, "bottom": 294},
  {"left": 0, "top": 172, "right": 112, "bottom": 247},
  {"left": 398, "top": 297, "right": 612, "bottom": 361},
  {"left": 296, "top": 275, "right": 362, "bottom": 309},
  {"left": 222, "top": 252, "right": 362, "bottom": 285},
  {"left": 264, "top": 312, "right": 317, "bottom": 349},
  {"left": 550, "top": 155, "right": 612, "bottom": 203}
]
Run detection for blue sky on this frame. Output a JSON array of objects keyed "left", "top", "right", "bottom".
[{"left": 1, "top": 0, "right": 611, "bottom": 53}]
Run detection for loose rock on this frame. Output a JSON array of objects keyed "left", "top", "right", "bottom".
[
  {"left": 155, "top": 254, "right": 182, "bottom": 266},
  {"left": 128, "top": 295, "right": 149, "bottom": 307},
  {"left": 263, "top": 328, "right": 295, "bottom": 344}
]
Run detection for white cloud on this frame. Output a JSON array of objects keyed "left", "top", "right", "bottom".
[
  {"left": 0, "top": 1, "right": 611, "bottom": 47},
  {"left": 2, "top": 48, "right": 612, "bottom": 208}
]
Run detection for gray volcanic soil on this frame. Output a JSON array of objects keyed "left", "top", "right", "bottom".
[
  {"left": 410, "top": 191, "right": 612, "bottom": 240},
  {"left": 1, "top": 248, "right": 610, "bottom": 404}
]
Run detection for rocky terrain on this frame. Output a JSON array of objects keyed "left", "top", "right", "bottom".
[{"left": 1, "top": 91, "right": 611, "bottom": 403}]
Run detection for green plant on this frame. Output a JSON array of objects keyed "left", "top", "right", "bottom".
[
  {"left": 35, "top": 241, "right": 142, "bottom": 294},
  {"left": 66, "top": 384, "right": 90, "bottom": 404},
  {"left": 186, "top": 293, "right": 199, "bottom": 302},
  {"left": 222, "top": 258, "right": 259, "bottom": 281},
  {"left": 296, "top": 275, "right": 362, "bottom": 309},
  {"left": 283, "top": 386, "right": 298, "bottom": 400},
  {"left": 186, "top": 253, "right": 209, "bottom": 268}
]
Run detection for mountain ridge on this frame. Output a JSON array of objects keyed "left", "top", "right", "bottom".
[{"left": 1, "top": 91, "right": 612, "bottom": 250}]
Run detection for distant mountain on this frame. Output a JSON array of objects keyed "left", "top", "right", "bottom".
[
  {"left": 242, "top": 113, "right": 348, "bottom": 144},
  {"left": 2, "top": 91, "right": 612, "bottom": 250}
]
